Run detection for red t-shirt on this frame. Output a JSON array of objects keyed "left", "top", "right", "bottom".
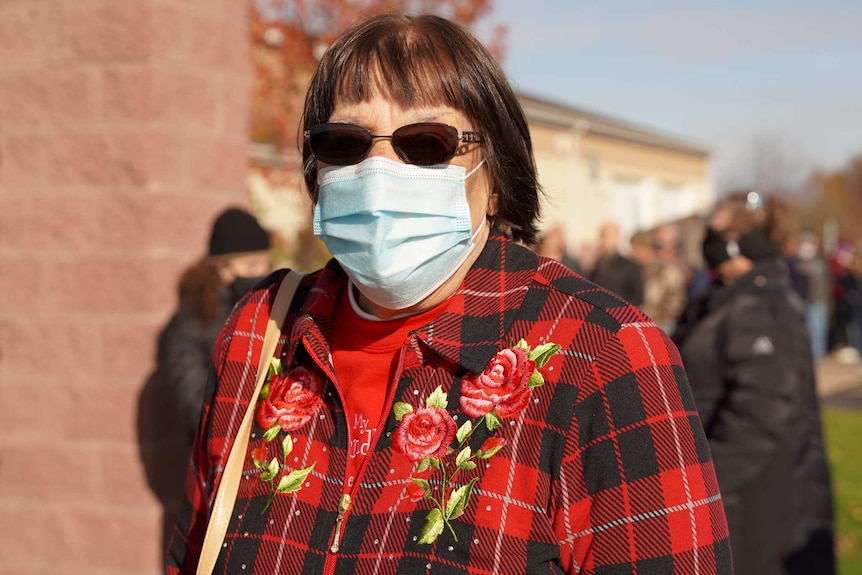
[{"left": 330, "top": 282, "right": 448, "bottom": 488}]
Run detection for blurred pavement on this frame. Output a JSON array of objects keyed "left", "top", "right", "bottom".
[{"left": 817, "top": 349, "right": 862, "bottom": 410}]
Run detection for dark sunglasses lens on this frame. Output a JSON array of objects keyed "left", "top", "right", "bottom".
[
  {"left": 392, "top": 124, "right": 459, "bottom": 166},
  {"left": 309, "top": 124, "right": 371, "bottom": 165}
]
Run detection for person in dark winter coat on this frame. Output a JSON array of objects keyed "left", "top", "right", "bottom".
[
  {"left": 138, "top": 206, "right": 272, "bottom": 553},
  {"left": 673, "top": 192, "right": 835, "bottom": 575},
  {"left": 160, "top": 207, "right": 274, "bottom": 443},
  {"left": 589, "top": 221, "right": 644, "bottom": 307}
]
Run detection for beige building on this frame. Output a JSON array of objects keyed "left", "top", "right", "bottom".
[{"left": 520, "top": 93, "right": 713, "bottom": 261}]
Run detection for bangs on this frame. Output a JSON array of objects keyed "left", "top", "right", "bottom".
[{"left": 329, "top": 19, "right": 466, "bottom": 111}]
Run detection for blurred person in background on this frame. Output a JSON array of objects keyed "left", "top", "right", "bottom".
[
  {"left": 532, "top": 223, "right": 583, "bottom": 274},
  {"left": 673, "top": 191, "right": 835, "bottom": 575},
  {"left": 828, "top": 239, "right": 861, "bottom": 361},
  {"left": 159, "top": 207, "right": 273, "bottom": 443},
  {"left": 630, "top": 228, "right": 687, "bottom": 334},
  {"left": 792, "top": 231, "right": 832, "bottom": 361},
  {"left": 628, "top": 229, "right": 660, "bottom": 310},
  {"left": 140, "top": 206, "right": 273, "bottom": 555},
  {"left": 165, "top": 13, "right": 730, "bottom": 575},
  {"left": 589, "top": 220, "right": 644, "bottom": 307},
  {"left": 653, "top": 223, "right": 691, "bottom": 333}
]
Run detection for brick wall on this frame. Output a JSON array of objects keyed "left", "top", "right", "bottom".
[{"left": 0, "top": 1, "right": 250, "bottom": 573}]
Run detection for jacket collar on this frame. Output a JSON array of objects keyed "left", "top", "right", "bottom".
[
  {"left": 294, "top": 230, "right": 538, "bottom": 376},
  {"left": 415, "top": 230, "right": 538, "bottom": 374}
]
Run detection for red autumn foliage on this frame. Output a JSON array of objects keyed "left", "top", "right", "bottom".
[{"left": 249, "top": 0, "right": 508, "bottom": 152}]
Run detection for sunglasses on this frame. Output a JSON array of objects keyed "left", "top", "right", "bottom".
[{"left": 305, "top": 122, "right": 484, "bottom": 166}]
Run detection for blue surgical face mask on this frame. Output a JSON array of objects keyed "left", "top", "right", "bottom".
[{"left": 313, "top": 156, "right": 486, "bottom": 310}]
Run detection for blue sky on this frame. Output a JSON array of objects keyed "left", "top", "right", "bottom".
[{"left": 481, "top": 0, "right": 862, "bottom": 190}]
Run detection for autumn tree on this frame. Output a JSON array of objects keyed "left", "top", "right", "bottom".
[{"left": 792, "top": 154, "right": 862, "bottom": 248}]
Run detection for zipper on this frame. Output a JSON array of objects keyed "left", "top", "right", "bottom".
[
  {"left": 329, "top": 494, "right": 352, "bottom": 553},
  {"left": 321, "top": 342, "right": 412, "bottom": 575},
  {"left": 310, "top": 328, "right": 354, "bottom": 575}
]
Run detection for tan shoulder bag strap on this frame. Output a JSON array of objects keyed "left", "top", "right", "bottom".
[{"left": 196, "top": 270, "right": 306, "bottom": 575}]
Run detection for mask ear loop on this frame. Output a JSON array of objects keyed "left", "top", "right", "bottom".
[{"left": 464, "top": 158, "right": 486, "bottom": 179}]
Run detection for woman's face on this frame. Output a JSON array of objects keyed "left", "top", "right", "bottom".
[
  {"left": 216, "top": 252, "right": 271, "bottom": 284},
  {"left": 323, "top": 88, "right": 496, "bottom": 318}
]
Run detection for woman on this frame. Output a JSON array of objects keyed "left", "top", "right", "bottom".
[
  {"left": 142, "top": 206, "right": 271, "bottom": 552},
  {"left": 166, "top": 14, "right": 730, "bottom": 575},
  {"left": 155, "top": 207, "right": 273, "bottom": 444},
  {"left": 673, "top": 192, "right": 835, "bottom": 575}
]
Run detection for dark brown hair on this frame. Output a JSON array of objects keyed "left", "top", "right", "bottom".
[
  {"left": 178, "top": 258, "right": 224, "bottom": 326},
  {"left": 300, "top": 13, "right": 542, "bottom": 244}
]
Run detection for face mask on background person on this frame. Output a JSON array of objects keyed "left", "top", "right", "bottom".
[
  {"left": 226, "top": 275, "right": 265, "bottom": 307},
  {"left": 313, "top": 156, "right": 486, "bottom": 310}
]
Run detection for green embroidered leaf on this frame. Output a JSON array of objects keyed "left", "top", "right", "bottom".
[
  {"left": 417, "top": 457, "right": 442, "bottom": 472},
  {"left": 268, "top": 358, "right": 282, "bottom": 378},
  {"left": 425, "top": 386, "right": 448, "bottom": 410},
  {"left": 259, "top": 382, "right": 270, "bottom": 400},
  {"left": 445, "top": 478, "right": 478, "bottom": 520},
  {"left": 411, "top": 477, "right": 431, "bottom": 498},
  {"left": 459, "top": 460, "right": 477, "bottom": 471},
  {"left": 260, "top": 457, "right": 279, "bottom": 482},
  {"left": 528, "top": 369, "right": 544, "bottom": 388},
  {"left": 275, "top": 463, "right": 315, "bottom": 494},
  {"left": 529, "top": 342, "right": 561, "bottom": 367},
  {"left": 418, "top": 508, "right": 445, "bottom": 545},
  {"left": 263, "top": 424, "right": 281, "bottom": 442},
  {"left": 281, "top": 434, "right": 294, "bottom": 458},
  {"left": 455, "top": 446, "right": 472, "bottom": 468},
  {"left": 484, "top": 410, "right": 503, "bottom": 431},
  {"left": 456, "top": 420, "right": 473, "bottom": 444},
  {"left": 393, "top": 402, "right": 413, "bottom": 421},
  {"left": 514, "top": 338, "right": 529, "bottom": 350}
]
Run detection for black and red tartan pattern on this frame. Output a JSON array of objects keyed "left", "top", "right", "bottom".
[{"left": 165, "top": 232, "right": 732, "bottom": 575}]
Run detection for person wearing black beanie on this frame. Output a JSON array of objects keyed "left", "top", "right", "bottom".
[
  {"left": 208, "top": 207, "right": 272, "bottom": 258},
  {"left": 140, "top": 206, "right": 273, "bottom": 554},
  {"left": 673, "top": 192, "right": 835, "bottom": 575}
]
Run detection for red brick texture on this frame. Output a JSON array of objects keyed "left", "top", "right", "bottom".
[{"left": 0, "top": 0, "right": 250, "bottom": 573}]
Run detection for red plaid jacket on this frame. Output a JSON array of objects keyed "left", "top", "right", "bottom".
[{"left": 166, "top": 232, "right": 732, "bottom": 574}]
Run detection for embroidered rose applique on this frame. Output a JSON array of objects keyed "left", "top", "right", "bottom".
[
  {"left": 252, "top": 358, "right": 323, "bottom": 510},
  {"left": 392, "top": 339, "right": 561, "bottom": 544}
]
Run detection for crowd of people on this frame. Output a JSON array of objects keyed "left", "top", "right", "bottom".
[{"left": 538, "top": 210, "right": 862, "bottom": 366}]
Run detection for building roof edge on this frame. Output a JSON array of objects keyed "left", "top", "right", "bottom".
[{"left": 516, "top": 91, "right": 712, "bottom": 158}]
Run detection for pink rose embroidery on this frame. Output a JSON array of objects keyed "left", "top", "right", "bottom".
[
  {"left": 251, "top": 360, "right": 321, "bottom": 510},
  {"left": 257, "top": 365, "right": 324, "bottom": 432},
  {"left": 392, "top": 339, "right": 561, "bottom": 547},
  {"left": 460, "top": 346, "right": 535, "bottom": 418},
  {"left": 392, "top": 406, "right": 457, "bottom": 462}
]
